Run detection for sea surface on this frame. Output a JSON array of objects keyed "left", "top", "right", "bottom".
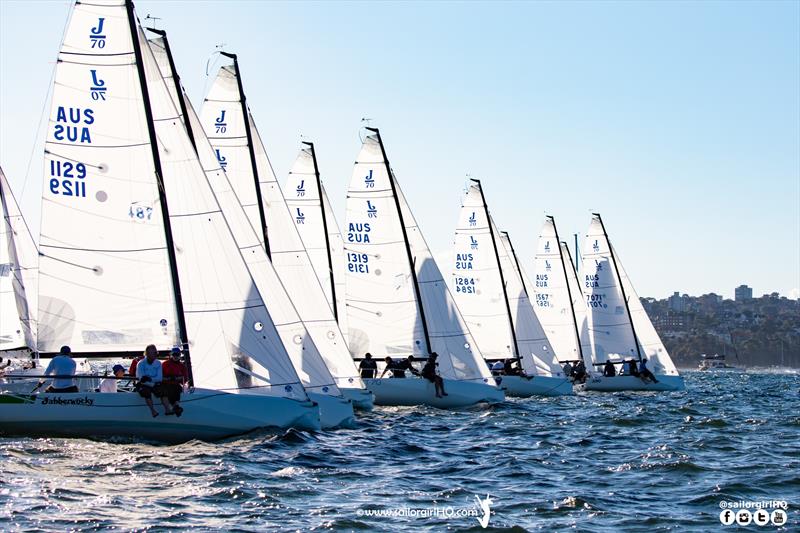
[{"left": 1, "top": 371, "right": 798, "bottom": 532}]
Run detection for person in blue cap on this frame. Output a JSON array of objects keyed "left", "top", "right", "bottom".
[{"left": 99, "top": 364, "right": 127, "bottom": 393}]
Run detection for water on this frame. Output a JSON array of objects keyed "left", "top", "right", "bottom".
[{"left": 1, "top": 371, "right": 797, "bottom": 531}]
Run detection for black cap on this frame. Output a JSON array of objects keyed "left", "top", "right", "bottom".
[{"left": 59, "top": 345, "right": 71, "bottom": 355}]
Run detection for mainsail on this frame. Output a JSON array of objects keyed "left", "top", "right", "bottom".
[
  {"left": 283, "top": 145, "right": 350, "bottom": 341},
  {"left": 345, "top": 130, "right": 493, "bottom": 383},
  {"left": 450, "top": 181, "right": 562, "bottom": 376},
  {"left": 581, "top": 214, "right": 679, "bottom": 376},
  {"left": 0, "top": 168, "right": 37, "bottom": 351},
  {"left": 38, "top": 0, "right": 308, "bottom": 399},
  {"left": 532, "top": 217, "right": 588, "bottom": 364},
  {"left": 201, "top": 57, "right": 361, "bottom": 390}
]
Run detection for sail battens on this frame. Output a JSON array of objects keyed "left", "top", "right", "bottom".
[{"left": 41, "top": 244, "right": 167, "bottom": 254}]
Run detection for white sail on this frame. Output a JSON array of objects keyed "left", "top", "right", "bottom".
[
  {"left": 201, "top": 61, "right": 361, "bottom": 391},
  {"left": 346, "top": 133, "right": 492, "bottom": 383},
  {"left": 532, "top": 218, "right": 587, "bottom": 364},
  {"left": 493, "top": 223, "right": 563, "bottom": 376},
  {"left": 283, "top": 146, "right": 350, "bottom": 342},
  {"left": 38, "top": 0, "right": 179, "bottom": 354},
  {"left": 0, "top": 168, "right": 37, "bottom": 351}
]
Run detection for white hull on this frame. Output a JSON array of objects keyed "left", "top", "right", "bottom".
[
  {"left": 307, "top": 392, "right": 356, "bottom": 429},
  {"left": 498, "top": 375, "right": 574, "bottom": 397},
  {"left": 364, "top": 377, "right": 505, "bottom": 408},
  {"left": 582, "top": 374, "right": 685, "bottom": 392},
  {"left": 0, "top": 389, "right": 320, "bottom": 443},
  {"left": 340, "top": 387, "right": 375, "bottom": 411}
]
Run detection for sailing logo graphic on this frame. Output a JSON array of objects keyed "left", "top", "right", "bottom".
[
  {"left": 367, "top": 200, "right": 377, "bottom": 218},
  {"left": 89, "top": 18, "right": 106, "bottom": 48},
  {"left": 214, "top": 110, "right": 227, "bottom": 133},
  {"left": 545, "top": 260, "right": 552, "bottom": 271},
  {"left": 593, "top": 239, "right": 600, "bottom": 253},
  {"left": 594, "top": 259, "right": 603, "bottom": 272},
  {"left": 89, "top": 70, "right": 107, "bottom": 101},
  {"left": 544, "top": 241, "right": 550, "bottom": 252},
  {"left": 468, "top": 212, "right": 477, "bottom": 227},
  {"left": 364, "top": 169, "right": 375, "bottom": 188},
  {"left": 295, "top": 208, "right": 305, "bottom": 224},
  {"left": 215, "top": 149, "right": 227, "bottom": 170},
  {"left": 296, "top": 179, "right": 305, "bottom": 197},
  {"left": 470, "top": 236, "right": 478, "bottom": 250},
  {"left": 473, "top": 494, "right": 494, "bottom": 528}
]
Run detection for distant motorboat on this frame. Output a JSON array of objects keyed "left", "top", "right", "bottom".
[{"left": 698, "top": 354, "right": 741, "bottom": 372}]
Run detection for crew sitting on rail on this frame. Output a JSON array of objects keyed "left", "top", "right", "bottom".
[
  {"left": 603, "top": 360, "right": 616, "bottom": 377},
  {"left": 380, "top": 356, "right": 420, "bottom": 378}
]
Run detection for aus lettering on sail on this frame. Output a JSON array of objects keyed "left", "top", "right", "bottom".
[
  {"left": 455, "top": 252, "right": 473, "bottom": 270},
  {"left": 347, "top": 222, "right": 371, "bottom": 243}
]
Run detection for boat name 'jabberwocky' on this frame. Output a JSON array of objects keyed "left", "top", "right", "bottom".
[{"left": 40, "top": 396, "right": 95, "bottom": 407}]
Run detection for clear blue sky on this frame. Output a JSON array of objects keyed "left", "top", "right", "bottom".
[{"left": 1, "top": 0, "right": 798, "bottom": 299}]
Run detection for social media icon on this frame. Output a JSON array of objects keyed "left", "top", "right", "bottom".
[
  {"left": 719, "top": 509, "right": 735, "bottom": 525},
  {"left": 752, "top": 509, "right": 769, "bottom": 526},
  {"left": 771, "top": 509, "right": 787, "bottom": 526},
  {"left": 735, "top": 509, "right": 752, "bottom": 526}
]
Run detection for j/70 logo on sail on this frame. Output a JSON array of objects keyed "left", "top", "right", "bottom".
[
  {"left": 89, "top": 18, "right": 106, "bottom": 48},
  {"left": 364, "top": 169, "right": 374, "bottom": 188},
  {"left": 89, "top": 70, "right": 107, "bottom": 101},
  {"left": 215, "top": 110, "right": 227, "bottom": 133},
  {"left": 296, "top": 179, "right": 305, "bottom": 197}
]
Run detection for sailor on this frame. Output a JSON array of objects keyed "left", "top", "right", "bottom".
[
  {"left": 129, "top": 353, "right": 144, "bottom": 377},
  {"left": 573, "top": 360, "right": 587, "bottom": 383},
  {"left": 162, "top": 347, "right": 188, "bottom": 416},
  {"left": 562, "top": 361, "right": 573, "bottom": 379},
  {"left": 99, "top": 364, "right": 126, "bottom": 393},
  {"left": 359, "top": 352, "right": 378, "bottom": 379},
  {"left": 380, "top": 356, "right": 419, "bottom": 378},
  {"left": 135, "top": 344, "right": 169, "bottom": 418},
  {"left": 490, "top": 360, "right": 505, "bottom": 376},
  {"left": 40, "top": 345, "right": 78, "bottom": 393},
  {"left": 421, "top": 352, "right": 448, "bottom": 398},
  {"left": 628, "top": 359, "right": 640, "bottom": 377},
  {"left": 603, "top": 360, "right": 616, "bottom": 377},
  {"left": 621, "top": 360, "right": 631, "bottom": 375},
  {"left": 639, "top": 358, "right": 659, "bottom": 383}
]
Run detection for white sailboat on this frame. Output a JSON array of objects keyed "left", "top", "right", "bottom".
[
  {"left": 532, "top": 216, "right": 592, "bottom": 370},
  {"left": 0, "top": 167, "right": 37, "bottom": 358},
  {"left": 450, "top": 181, "right": 571, "bottom": 396},
  {"left": 580, "top": 214, "right": 684, "bottom": 391},
  {"left": 1, "top": 0, "right": 320, "bottom": 442},
  {"left": 283, "top": 144, "right": 350, "bottom": 345},
  {"left": 345, "top": 129, "right": 504, "bottom": 407},
  {"left": 145, "top": 35, "right": 359, "bottom": 424},
  {"left": 200, "top": 56, "right": 369, "bottom": 412}
]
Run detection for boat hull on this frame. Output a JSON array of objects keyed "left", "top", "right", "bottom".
[
  {"left": 340, "top": 387, "right": 375, "bottom": 411},
  {"left": 582, "top": 374, "right": 685, "bottom": 392},
  {"left": 364, "top": 377, "right": 505, "bottom": 408},
  {"left": 499, "top": 375, "right": 574, "bottom": 397},
  {"left": 307, "top": 392, "right": 356, "bottom": 429},
  {"left": 0, "top": 389, "right": 320, "bottom": 443}
]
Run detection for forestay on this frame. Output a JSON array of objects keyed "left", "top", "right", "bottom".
[
  {"left": 283, "top": 147, "right": 350, "bottom": 342},
  {"left": 147, "top": 34, "right": 337, "bottom": 396},
  {"left": 0, "top": 168, "right": 37, "bottom": 351},
  {"left": 201, "top": 60, "right": 360, "bottom": 391},
  {"left": 346, "top": 132, "right": 492, "bottom": 383}
]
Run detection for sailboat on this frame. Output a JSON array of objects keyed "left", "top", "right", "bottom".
[
  {"left": 283, "top": 144, "right": 350, "bottom": 344},
  {"left": 344, "top": 129, "right": 504, "bottom": 407},
  {"left": 580, "top": 214, "right": 684, "bottom": 391},
  {"left": 200, "top": 56, "right": 369, "bottom": 413},
  {"left": 532, "top": 216, "right": 592, "bottom": 371},
  {"left": 0, "top": 0, "right": 321, "bottom": 442},
  {"left": 450, "top": 181, "right": 571, "bottom": 396},
  {"left": 0, "top": 167, "right": 37, "bottom": 359},
  {"left": 147, "top": 34, "right": 360, "bottom": 424}
]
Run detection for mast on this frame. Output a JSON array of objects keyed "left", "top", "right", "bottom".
[
  {"left": 574, "top": 233, "right": 579, "bottom": 274},
  {"left": 549, "top": 216, "right": 584, "bottom": 362},
  {"left": 145, "top": 28, "right": 196, "bottom": 153},
  {"left": 592, "top": 212, "right": 642, "bottom": 362},
  {"left": 305, "top": 141, "right": 338, "bottom": 322},
  {"left": 473, "top": 180, "right": 520, "bottom": 359},
  {"left": 501, "top": 231, "right": 527, "bottom": 297},
  {"left": 367, "top": 127, "right": 432, "bottom": 355},
  {"left": 222, "top": 51, "right": 271, "bottom": 257},
  {"left": 126, "top": 0, "right": 193, "bottom": 384}
]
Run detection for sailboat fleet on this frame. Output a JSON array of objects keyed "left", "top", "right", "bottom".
[{"left": 0, "top": 0, "right": 684, "bottom": 443}]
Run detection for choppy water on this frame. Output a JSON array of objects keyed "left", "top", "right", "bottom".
[{"left": 1, "top": 371, "right": 798, "bottom": 532}]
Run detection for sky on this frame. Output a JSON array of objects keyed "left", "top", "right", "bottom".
[{"left": 1, "top": 0, "right": 798, "bottom": 300}]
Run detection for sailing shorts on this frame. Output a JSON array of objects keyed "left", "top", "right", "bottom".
[{"left": 136, "top": 383, "right": 163, "bottom": 400}]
